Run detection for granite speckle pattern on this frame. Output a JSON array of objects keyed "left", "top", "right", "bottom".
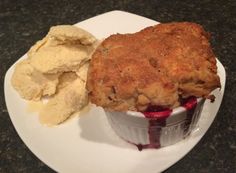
[{"left": 0, "top": 0, "right": 235, "bottom": 172}]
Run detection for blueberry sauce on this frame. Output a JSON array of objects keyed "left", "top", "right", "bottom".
[{"left": 136, "top": 96, "right": 197, "bottom": 151}]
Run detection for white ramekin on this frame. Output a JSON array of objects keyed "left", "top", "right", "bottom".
[{"left": 106, "top": 97, "right": 205, "bottom": 150}]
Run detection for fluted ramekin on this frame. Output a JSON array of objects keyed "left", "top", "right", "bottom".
[{"left": 106, "top": 97, "right": 205, "bottom": 150}]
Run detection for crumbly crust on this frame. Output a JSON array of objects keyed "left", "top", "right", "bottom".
[{"left": 87, "top": 22, "right": 221, "bottom": 111}]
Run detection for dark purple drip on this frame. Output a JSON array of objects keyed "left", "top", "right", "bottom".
[
  {"left": 135, "top": 106, "right": 172, "bottom": 151},
  {"left": 144, "top": 106, "right": 172, "bottom": 119},
  {"left": 181, "top": 96, "right": 197, "bottom": 134},
  {"left": 135, "top": 96, "right": 197, "bottom": 151}
]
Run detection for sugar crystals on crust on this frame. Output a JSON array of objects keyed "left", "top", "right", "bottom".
[{"left": 87, "top": 22, "right": 221, "bottom": 111}]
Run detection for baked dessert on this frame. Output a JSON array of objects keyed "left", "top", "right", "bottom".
[{"left": 87, "top": 22, "right": 221, "bottom": 112}]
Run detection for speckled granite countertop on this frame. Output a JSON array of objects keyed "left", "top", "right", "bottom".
[{"left": 1, "top": 0, "right": 235, "bottom": 172}]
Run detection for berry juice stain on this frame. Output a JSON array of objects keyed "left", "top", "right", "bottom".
[
  {"left": 138, "top": 106, "right": 172, "bottom": 151},
  {"left": 180, "top": 96, "right": 197, "bottom": 134},
  {"left": 137, "top": 97, "right": 197, "bottom": 151}
]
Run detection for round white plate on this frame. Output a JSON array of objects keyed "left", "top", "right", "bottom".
[{"left": 4, "top": 11, "right": 226, "bottom": 173}]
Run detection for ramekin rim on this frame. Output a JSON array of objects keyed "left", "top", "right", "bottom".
[{"left": 124, "top": 97, "right": 204, "bottom": 118}]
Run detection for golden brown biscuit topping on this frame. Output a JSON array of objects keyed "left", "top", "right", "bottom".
[{"left": 87, "top": 22, "right": 221, "bottom": 111}]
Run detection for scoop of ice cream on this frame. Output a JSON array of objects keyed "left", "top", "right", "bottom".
[
  {"left": 57, "top": 72, "right": 78, "bottom": 90},
  {"left": 28, "top": 25, "right": 97, "bottom": 57},
  {"left": 29, "top": 45, "right": 91, "bottom": 74},
  {"left": 47, "top": 25, "right": 97, "bottom": 45},
  {"left": 39, "top": 78, "right": 88, "bottom": 125},
  {"left": 11, "top": 59, "right": 59, "bottom": 100},
  {"left": 11, "top": 24, "right": 97, "bottom": 125},
  {"left": 76, "top": 61, "right": 90, "bottom": 82},
  {"left": 27, "top": 37, "right": 60, "bottom": 58},
  {"left": 27, "top": 25, "right": 97, "bottom": 74}
]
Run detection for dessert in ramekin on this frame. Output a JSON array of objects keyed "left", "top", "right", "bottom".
[
  {"left": 106, "top": 97, "right": 205, "bottom": 150},
  {"left": 86, "top": 22, "right": 221, "bottom": 150}
]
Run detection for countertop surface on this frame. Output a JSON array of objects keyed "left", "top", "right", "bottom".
[{"left": 0, "top": 0, "right": 235, "bottom": 172}]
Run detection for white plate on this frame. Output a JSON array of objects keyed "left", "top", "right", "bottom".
[{"left": 4, "top": 11, "right": 226, "bottom": 173}]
